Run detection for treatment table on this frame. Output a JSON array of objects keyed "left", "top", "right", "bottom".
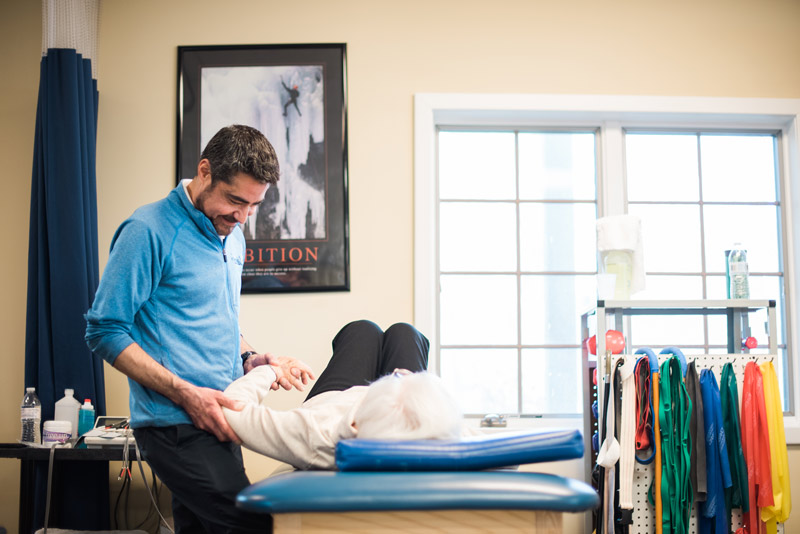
[{"left": 237, "top": 428, "right": 599, "bottom": 533}]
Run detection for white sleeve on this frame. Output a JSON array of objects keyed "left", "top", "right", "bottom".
[
  {"left": 223, "top": 365, "right": 278, "bottom": 405},
  {"left": 222, "top": 366, "right": 338, "bottom": 470}
]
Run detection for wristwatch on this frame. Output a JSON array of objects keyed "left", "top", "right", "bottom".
[{"left": 241, "top": 350, "right": 258, "bottom": 366}]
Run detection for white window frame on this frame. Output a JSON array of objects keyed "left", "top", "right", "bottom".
[{"left": 414, "top": 93, "right": 800, "bottom": 441}]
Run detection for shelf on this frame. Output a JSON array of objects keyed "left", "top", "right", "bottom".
[{"left": 588, "top": 298, "right": 775, "bottom": 312}]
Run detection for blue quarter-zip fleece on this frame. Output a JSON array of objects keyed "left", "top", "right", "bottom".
[{"left": 85, "top": 184, "right": 246, "bottom": 428}]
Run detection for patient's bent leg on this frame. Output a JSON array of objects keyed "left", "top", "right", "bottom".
[
  {"left": 306, "top": 321, "right": 431, "bottom": 401},
  {"left": 305, "top": 320, "right": 385, "bottom": 399},
  {"left": 379, "top": 322, "right": 429, "bottom": 376}
]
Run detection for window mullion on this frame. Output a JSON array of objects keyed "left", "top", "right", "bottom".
[
  {"left": 515, "top": 131, "right": 523, "bottom": 416},
  {"left": 600, "top": 122, "right": 626, "bottom": 217}
]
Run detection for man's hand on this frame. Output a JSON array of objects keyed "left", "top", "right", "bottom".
[
  {"left": 260, "top": 354, "right": 315, "bottom": 391},
  {"left": 176, "top": 383, "right": 242, "bottom": 443},
  {"left": 242, "top": 352, "right": 271, "bottom": 374},
  {"left": 241, "top": 350, "right": 315, "bottom": 391}
]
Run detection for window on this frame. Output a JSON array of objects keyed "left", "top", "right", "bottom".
[
  {"left": 625, "top": 132, "right": 787, "bottom": 383},
  {"left": 437, "top": 130, "right": 597, "bottom": 416},
  {"left": 414, "top": 94, "right": 800, "bottom": 440}
]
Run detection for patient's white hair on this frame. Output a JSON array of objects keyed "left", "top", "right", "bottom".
[{"left": 353, "top": 372, "right": 462, "bottom": 440}]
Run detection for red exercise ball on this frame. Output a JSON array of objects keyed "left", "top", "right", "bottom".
[
  {"left": 606, "top": 330, "right": 625, "bottom": 354},
  {"left": 587, "top": 330, "right": 626, "bottom": 355}
]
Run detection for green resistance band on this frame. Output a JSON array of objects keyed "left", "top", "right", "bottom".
[{"left": 658, "top": 355, "right": 693, "bottom": 534}]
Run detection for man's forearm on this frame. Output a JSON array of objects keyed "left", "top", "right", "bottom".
[
  {"left": 112, "top": 342, "right": 192, "bottom": 406},
  {"left": 113, "top": 342, "right": 243, "bottom": 442}
]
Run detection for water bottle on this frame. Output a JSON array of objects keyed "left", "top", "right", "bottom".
[
  {"left": 728, "top": 243, "right": 750, "bottom": 299},
  {"left": 20, "top": 387, "right": 42, "bottom": 444},
  {"left": 54, "top": 388, "right": 81, "bottom": 440},
  {"left": 78, "top": 399, "right": 95, "bottom": 436}
]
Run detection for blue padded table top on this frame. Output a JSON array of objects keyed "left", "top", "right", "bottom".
[
  {"left": 336, "top": 427, "right": 583, "bottom": 471},
  {"left": 237, "top": 471, "right": 599, "bottom": 513}
]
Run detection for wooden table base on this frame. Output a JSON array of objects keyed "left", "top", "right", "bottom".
[{"left": 273, "top": 509, "right": 563, "bottom": 534}]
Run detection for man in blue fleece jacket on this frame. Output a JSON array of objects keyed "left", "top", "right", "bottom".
[{"left": 86, "top": 125, "right": 313, "bottom": 533}]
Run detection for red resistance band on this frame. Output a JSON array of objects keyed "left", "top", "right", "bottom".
[{"left": 634, "top": 357, "right": 655, "bottom": 463}]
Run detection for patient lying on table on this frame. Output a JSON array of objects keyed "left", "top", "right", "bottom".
[{"left": 223, "top": 320, "right": 463, "bottom": 470}]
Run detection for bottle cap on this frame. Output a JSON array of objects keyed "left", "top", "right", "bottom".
[
  {"left": 65, "top": 388, "right": 74, "bottom": 396},
  {"left": 26, "top": 387, "right": 35, "bottom": 392}
]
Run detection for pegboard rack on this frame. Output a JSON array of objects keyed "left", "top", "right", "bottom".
[
  {"left": 614, "top": 352, "right": 782, "bottom": 534},
  {"left": 580, "top": 299, "right": 779, "bottom": 534}
]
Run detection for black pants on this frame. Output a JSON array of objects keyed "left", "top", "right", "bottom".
[
  {"left": 133, "top": 425, "right": 268, "bottom": 534},
  {"left": 134, "top": 320, "right": 428, "bottom": 534},
  {"left": 305, "top": 320, "right": 430, "bottom": 400}
]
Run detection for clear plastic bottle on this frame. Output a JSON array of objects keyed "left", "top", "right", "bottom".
[
  {"left": 20, "top": 387, "right": 42, "bottom": 444},
  {"left": 728, "top": 242, "right": 750, "bottom": 299},
  {"left": 78, "top": 399, "right": 95, "bottom": 436}
]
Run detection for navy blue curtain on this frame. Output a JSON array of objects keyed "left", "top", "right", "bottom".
[{"left": 25, "top": 48, "right": 108, "bottom": 532}]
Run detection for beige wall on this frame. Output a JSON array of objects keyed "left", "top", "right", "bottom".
[{"left": 2, "top": 0, "right": 799, "bottom": 531}]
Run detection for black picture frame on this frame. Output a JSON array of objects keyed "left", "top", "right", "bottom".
[{"left": 177, "top": 44, "right": 349, "bottom": 293}]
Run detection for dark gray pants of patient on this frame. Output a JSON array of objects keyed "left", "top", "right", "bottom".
[{"left": 306, "top": 320, "right": 429, "bottom": 400}]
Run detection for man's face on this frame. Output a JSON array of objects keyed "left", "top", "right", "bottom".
[{"left": 195, "top": 173, "right": 268, "bottom": 236}]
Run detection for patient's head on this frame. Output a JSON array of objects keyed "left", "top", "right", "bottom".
[{"left": 353, "top": 371, "right": 462, "bottom": 440}]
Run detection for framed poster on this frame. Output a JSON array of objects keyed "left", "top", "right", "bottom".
[{"left": 177, "top": 44, "right": 349, "bottom": 293}]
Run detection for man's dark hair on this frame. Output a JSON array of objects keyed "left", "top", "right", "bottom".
[{"left": 201, "top": 125, "right": 280, "bottom": 185}]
